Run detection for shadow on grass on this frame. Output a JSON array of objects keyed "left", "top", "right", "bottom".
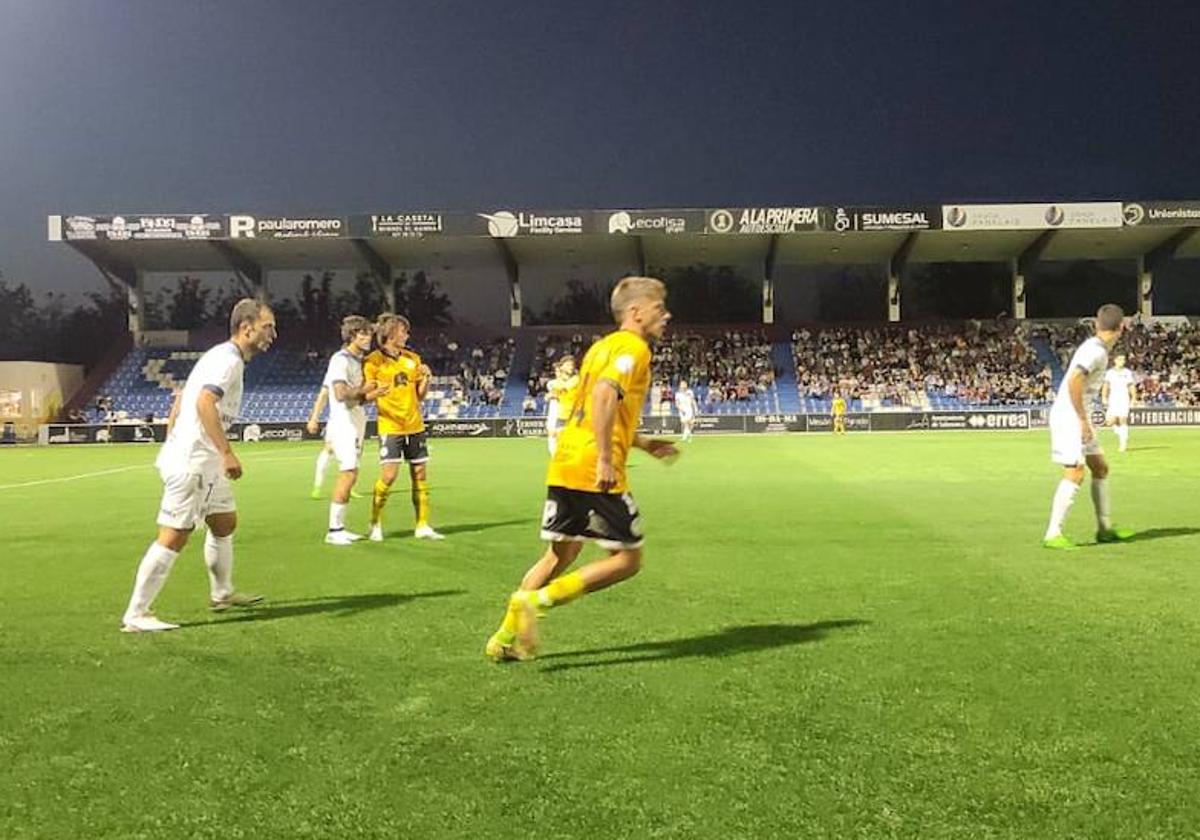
[
  {"left": 538, "top": 619, "right": 869, "bottom": 672},
  {"left": 186, "top": 589, "right": 465, "bottom": 628},
  {"left": 1123, "top": 527, "right": 1200, "bottom": 543},
  {"left": 382, "top": 518, "right": 535, "bottom": 539}
]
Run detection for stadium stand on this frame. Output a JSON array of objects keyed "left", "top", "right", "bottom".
[{"left": 76, "top": 319, "right": 1199, "bottom": 424}]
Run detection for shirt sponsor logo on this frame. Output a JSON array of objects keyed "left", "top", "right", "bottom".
[
  {"left": 228, "top": 215, "right": 345, "bottom": 238},
  {"left": 479, "top": 210, "right": 583, "bottom": 237}
]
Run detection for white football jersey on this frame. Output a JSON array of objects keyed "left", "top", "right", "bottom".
[
  {"left": 1105, "top": 367, "right": 1135, "bottom": 406},
  {"left": 322, "top": 349, "right": 366, "bottom": 434},
  {"left": 156, "top": 341, "right": 245, "bottom": 476},
  {"left": 675, "top": 388, "right": 697, "bottom": 415},
  {"left": 1052, "top": 337, "right": 1108, "bottom": 413}
]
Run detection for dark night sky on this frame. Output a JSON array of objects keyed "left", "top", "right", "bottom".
[{"left": 3, "top": 0, "right": 1199, "bottom": 299}]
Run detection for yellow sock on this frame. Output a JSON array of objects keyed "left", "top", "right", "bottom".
[
  {"left": 540, "top": 571, "right": 586, "bottom": 607},
  {"left": 495, "top": 599, "right": 522, "bottom": 642},
  {"left": 412, "top": 478, "right": 430, "bottom": 527},
  {"left": 370, "top": 479, "right": 390, "bottom": 525}
]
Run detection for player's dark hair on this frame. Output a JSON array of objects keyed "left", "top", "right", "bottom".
[
  {"left": 1096, "top": 304, "right": 1124, "bottom": 332},
  {"left": 229, "top": 298, "right": 265, "bottom": 335},
  {"left": 341, "top": 315, "right": 372, "bottom": 343}
]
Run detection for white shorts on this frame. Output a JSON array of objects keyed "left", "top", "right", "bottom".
[
  {"left": 1106, "top": 403, "right": 1130, "bottom": 422},
  {"left": 325, "top": 425, "right": 364, "bottom": 471},
  {"left": 1050, "top": 409, "right": 1103, "bottom": 466},
  {"left": 157, "top": 470, "right": 235, "bottom": 530},
  {"left": 546, "top": 414, "right": 562, "bottom": 436},
  {"left": 678, "top": 411, "right": 695, "bottom": 423}
]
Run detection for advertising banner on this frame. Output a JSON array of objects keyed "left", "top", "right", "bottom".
[
  {"left": 706, "top": 207, "right": 822, "bottom": 234},
  {"left": 746, "top": 413, "right": 805, "bottom": 433},
  {"left": 605, "top": 209, "right": 704, "bottom": 235},
  {"left": 941, "top": 203, "right": 1123, "bottom": 231},
  {"left": 826, "top": 207, "right": 939, "bottom": 232},
  {"left": 1121, "top": 201, "right": 1200, "bottom": 226},
  {"left": 1129, "top": 407, "right": 1200, "bottom": 426},
  {"left": 476, "top": 209, "right": 595, "bottom": 237},
  {"left": 354, "top": 213, "right": 445, "bottom": 238},
  {"left": 227, "top": 214, "right": 348, "bottom": 239},
  {"left": 60, "top": 214, "right": 225, "bottom": 241}
]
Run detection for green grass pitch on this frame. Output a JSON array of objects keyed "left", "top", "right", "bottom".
[{"left": 2, "top": 430, "right": 1200, "bottom": 839}]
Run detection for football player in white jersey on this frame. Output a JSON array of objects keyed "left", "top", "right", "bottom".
[
  {"left": 120, "top": 299, "right": 276, "bottom": 632},
  {"left": 323, "top": 315, "right": 389, "bottom": 545},
  {"left": 1043, "top": 304, "right": 1135, "bottom": 549},
  {"left": 675, "top": 380, "right": 698, "bottom": 441},
  {"left": 1101, "top": 354, "right": 1136, "bottom": 452}
]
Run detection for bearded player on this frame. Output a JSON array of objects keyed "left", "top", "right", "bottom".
[{"left": 486, "top": 276, "right": 679, "bottom": 661}]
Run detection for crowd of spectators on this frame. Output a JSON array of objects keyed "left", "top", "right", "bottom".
[
  {"left": 793, "top": 321, "right": 1052, "bottom": 407},
  {"left": 653, "top": 330, "right": 777, "bottom": 407},
  {"left": 421, "top": 334, "right": 515, "bottom": 409},
  {"left": 1038, "top": 319, "right": 1200, "bottom": 406}
]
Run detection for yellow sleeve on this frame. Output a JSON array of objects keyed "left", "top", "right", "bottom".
[
  {"left": 596, "top": 337, "right": 650, "bottom": 396},
  {"left": 363, "top": 353, "right": 380, "bottom": 384}
]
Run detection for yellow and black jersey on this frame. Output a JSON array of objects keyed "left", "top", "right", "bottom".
[
  {"left": 364, "top": 348, "right": 426, "bottom": 435},
  {"left": 546, "top": 330, "right": 652, "bottom": 494}
]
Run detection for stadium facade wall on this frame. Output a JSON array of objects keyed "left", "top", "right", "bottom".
[{"left": 37, "top": 407, "right": 1200, "bottom": 445}]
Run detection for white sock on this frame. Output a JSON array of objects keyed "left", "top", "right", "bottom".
[
  {"left": 204, "top": 531, "right": 234, "bottom": 602},
  {"left": 1116, "top": 425, "right": 1128, "bottom": 450},
  {"left": 314, "top": 449, "right": 330, "bottom": 487},
  {"left": 1091, "top": 478, "right": 1112, "bottom": 530},
  {"left": 1044, "top": 479, "right": 1080, "bottom": 539},
  {"left": 329, "top": 502, "right": 347, "bottom": 531},
  {"left": 123, "top": 542, "right": 180, "bottom": 622}
]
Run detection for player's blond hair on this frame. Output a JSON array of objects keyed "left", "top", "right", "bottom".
[
  {"left": 340, "top": 315, "right": 372, "bottom": 343},
  {"left": 610, "top": 276, "right": 666, "bottom": 323},
  {"left": 374, "top": 313, "right": 411, "bottom": 345}
]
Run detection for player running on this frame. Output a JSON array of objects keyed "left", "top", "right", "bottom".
[
  {"left": 545, "top": 356, "right": 578, "bottom": 455},
  {"left": 365, "top": 313, "right": 442, "bottom": 541},
  {"left": 832, "top": 393, "right": 847, "bottom": 435},
  {"left": 323, "top": 316, "right": 389, "bottom": 546},
  {"left": 486, "top": 276, "right": 679, "bottom": 662},
  {"left": 1101, "top": 354, "right": 1136, "bottom": 452},
  {"left": 119, "top": 299, "right": 275, "bottom": 632},
  {"left": 674, "top": 379, "right": 697, "bottom": 441},
  {"left": 1042, "top": 304, "right": 1135, "bottom": 550}
]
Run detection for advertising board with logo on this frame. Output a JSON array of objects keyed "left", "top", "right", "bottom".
[
  {"left": 1130, "top": 408, "right": 1200, "bottom": 426},
  {"left": 356, "top": 213, "right": 445, "bottom": 238},
  {"left": 478, "top": 210, "right": 587, "bottom": 237},
  {"left": 1121, "top": 201, "right": 1200, "bottom": 226},
  {"left": 605, "top": 210, "right": 700, "bottom": 235},
  {"left": 706, "top": 207, "right": 821, "bottom": 234},
  {"left": 827, "top": 207, "right": 938, "bottom": 232},
  {"left": 941, "top": 203, "right": 1123, "bottom": 231},
  {"left": 227, "top": 215, "right": 347, "bottom": 239},
  {"left": 806, "top": 413, "right": 871, "bottom": 432},
  {"left": 60, "top": 214, "right": 225, "bottom": 241}
]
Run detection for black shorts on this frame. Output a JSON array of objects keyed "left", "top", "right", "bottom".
[
  {"left": 379, "top": 432, "right": 429, "bottom": 464},
  {"left": 540, "top": 485, "right": 644, "bottom": 550}
]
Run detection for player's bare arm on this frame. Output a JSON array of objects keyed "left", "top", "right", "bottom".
[
  {"left": 196, "top": 388, "right": 241, "bottom": 479},
  {"left": 416, "top": 363, "right": 432, "bottom": 400},
  {"left": 592, "top": 379, "right": 620, "bottom": 491},
  {"left": 306, "top": 386, "right": 328, "bottom": 434},
  {"left": 165, "top": 390, "right": 182, "bottom": 436},
  {"left": 634, "top": 434, "right": 679, "bottom": 462},
  {"left": 1067, "top": 369, "right": 1092, "bottom": 442}
]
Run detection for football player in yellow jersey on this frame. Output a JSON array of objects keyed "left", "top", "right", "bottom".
[
  {"left": 364, "top": 314, "right": 443, "bottom": 541},
  {"left": 545, "top": 355, "right": 578, "bottom": 455},
  {"left": 832, "top": 393, "right": 847, "bottom": 435},
  {"left": 486, "top": 276, "right": 679, "bottom": 662}
]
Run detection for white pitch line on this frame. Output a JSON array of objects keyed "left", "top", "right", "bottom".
[
  {"left": 0, "top": 464, "right": 148, "bottom": 491},
  {"left": 0, "top": 452, "right": 314, "bottom": 492}
]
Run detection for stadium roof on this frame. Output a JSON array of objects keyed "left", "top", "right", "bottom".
[{"left": 49, "top": 201, "right": 1200, "bottom": 287}]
